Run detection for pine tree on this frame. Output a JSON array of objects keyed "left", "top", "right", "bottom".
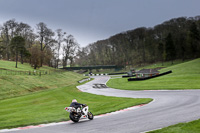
[{"left": 10, "top": 36, "right": 25, "bottom": 68}]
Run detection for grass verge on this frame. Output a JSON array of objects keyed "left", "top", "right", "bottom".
[
  {"left": 0, "top": 83, "right": 152, "bottom": 129},
  {"left": 107, "top": 58, "right": 200, "bottom": 90},
  {"left": 148, "top": 119, "right": 200, "bottom": 133},
  {"left": 0, "top": 71, "right": 86, "bottom": 100},
  {"left": 0, "top": 60, "right": 55, "bottom": 71}
]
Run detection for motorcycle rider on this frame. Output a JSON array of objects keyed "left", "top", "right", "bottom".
[
  {"left": 65, "top": 99, "right": 93, "bottom": 122},
  {"left": 70, "top": 99, "right": 85, "bottom": 109}
]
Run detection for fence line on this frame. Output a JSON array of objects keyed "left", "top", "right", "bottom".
[{"left": 0, "top": 68, "right": 65, "bottom": 76}]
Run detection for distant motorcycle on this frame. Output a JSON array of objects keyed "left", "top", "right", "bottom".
[{"left": 65, "top": 104, "right": 94, "bottom": 122}]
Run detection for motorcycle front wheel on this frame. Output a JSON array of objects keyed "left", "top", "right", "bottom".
[
  {"left": 70, "top": 112, "right": 79, "bottom": 122},
  {"left": 88, "top": 112, "right": 94, "bottom": 120}
]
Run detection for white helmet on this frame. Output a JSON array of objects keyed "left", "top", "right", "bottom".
[{"left": 72, "top": 99, "right": 77, "bottom": 102}]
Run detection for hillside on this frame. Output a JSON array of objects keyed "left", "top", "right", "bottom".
[
  {"left": 0, "top": 60, "right": 55, "bottom": 71},
  {"left": 0, "top": 60, "right": 152, "bottom": 129},
  {"left": 107, "top": 58, "right": 200, "bottom": 90},
  {"left": 0, "top": 60, "right": 85, "bottom": 100}
]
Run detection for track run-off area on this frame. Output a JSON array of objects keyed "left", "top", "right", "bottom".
[{"left": 2, "top": 76, "right": 200, "bottom": 133}]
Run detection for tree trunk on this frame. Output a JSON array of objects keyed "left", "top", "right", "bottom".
[
  {"left": 15, "top": 51, "right": 18, "bottom": 68},
  {"left": 40, "top": 37, "right": 44, "bottom": 67},
  {"left": 29, "top": 58, "right": 32, "bottom": 65},
  {"left": 57, "top": 51, "right": 60, "bottom": 68},
  {"left": 34, "top": 64, "right": 37, "bottom": 69},
  {"left": 40, "top": 51, "right": 44, "bottom": 67},
  {"left": 142, "top": 43, "right": 146, "bottom": 64},
  {"left": 21, "top": 53, "right": 24, "bottom": 64},
  {"left": 63, "top": 56, "right": 68, "bottom": 68}
]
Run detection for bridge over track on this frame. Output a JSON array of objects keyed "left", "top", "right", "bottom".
[{"left": 61, "top": 65, "right": 124, "bottom": 71}]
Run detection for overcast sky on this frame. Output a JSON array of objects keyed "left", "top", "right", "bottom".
[{"left": 0, "top": 0, "right": 200, "bottom": 47}]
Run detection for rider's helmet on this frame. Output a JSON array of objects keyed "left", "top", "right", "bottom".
[{"left": 72, "top": 99, "right": 77, "bottom": 102}]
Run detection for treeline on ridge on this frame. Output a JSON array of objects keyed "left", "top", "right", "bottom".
[{"left": 75, "top": 16, "right": 200, "bottom": 67}]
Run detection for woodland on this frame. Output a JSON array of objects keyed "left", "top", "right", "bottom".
[
  {"left": 0, "top": 20, "right": 79, "bottom": 68},
  {"left": 75, "top": 16, "right": 200, "bottom": 67}
]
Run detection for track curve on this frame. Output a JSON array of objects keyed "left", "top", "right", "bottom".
[{"left": 4, "top": 76, "right": 200, "bottom": 133}]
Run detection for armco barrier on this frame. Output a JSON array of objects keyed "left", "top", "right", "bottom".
[
  {"left": 84, "top": 72, "right": 128, "bottom": 76},
  {"left": 128, "top": 70, "right": 172, "bottom": 81},
  {"left": 84, "top": 73, "right": 108, "bottom": 76}
]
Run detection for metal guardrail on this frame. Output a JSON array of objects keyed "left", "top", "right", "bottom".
[{"left": 128, "top": 70, "right": 172, "bottom": 81}]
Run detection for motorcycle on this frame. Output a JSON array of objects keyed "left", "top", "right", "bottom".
[{"left": 64, "top": 104, "right": 94, "bottom": 122}]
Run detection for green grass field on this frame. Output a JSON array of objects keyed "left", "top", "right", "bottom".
[
  {"left": 85, "top": 59, "right": 191, "bottom": 76},
  {"left": 107, "top": 58, "right": 200, "bottom": 90},
  {"left": 0, "top": 60, "right": 152, "bottom": 129},
  {"left": 0, "top": 60, "right": 87, "bottom": 100},
  {"left": 0, "top": 60, "right": 55, "bottom": 71},
  {"left": 0, "top": 71, "right": 85, "bottom": 100},
  {"left": 148, "top": 119, "right": 200, "bottom": 133},
  {"left": 0, "top": 83, "right": 151, "bottom": 129},
  {"left": 136, "top": 59, "right": 192, "bottom": 70}
]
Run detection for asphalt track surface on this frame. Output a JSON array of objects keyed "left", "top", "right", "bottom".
[{"left": 3, "top": 76, "right": 200, "bottom": 133}]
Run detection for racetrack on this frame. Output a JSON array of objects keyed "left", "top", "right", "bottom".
[{"left": 3, "top": 76, "right": 200, "bottom": 133}]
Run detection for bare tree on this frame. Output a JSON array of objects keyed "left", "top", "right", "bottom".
[
  {"left": 55, "top": 29, "right": 66, "bottom": 68},
  {"left": 62, "top": 35, "right": 79, "bottom": 67},
  {"left": 1, "top": 19, "right": 18, "bottom": 60},
  {"left": 36, "top": 22, "right": 55, "bottom": 66},
  {"left": 75, "top": 47, "right": 89, "bottom": 66}
]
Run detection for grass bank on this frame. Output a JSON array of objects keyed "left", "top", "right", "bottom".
[
  {"left": 107, "top": 58, "right": 200, "bottom": 90},
  {"left": 136, "top": 59, "right": 192, "bottom": 70},
  {"left": 148, "top": 119, "right": 200, "bottom": 133},
  {"left": 0, "top": 60, "right": 54, "bottom": 71},
  {"left": 0, "top": 60, "right": 87, "bottom": 100},
  {"left": 0, "top": 71, "right": 86, "bottom": 100},
  {"left": 0, "top": 60, "right": 152, "bottom": 129},
  {"left": 0, "top": 83, "right": 151, "bottom": 129}
]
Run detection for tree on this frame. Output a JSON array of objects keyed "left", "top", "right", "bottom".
[
  {"left": 55, "top": 29, "right": 65, "bottom": 68},
  {"left": 20, "top": 46, "right": 31, "bottom": 64},
  {"left": 30, "top": 43, "right": 41, "bottom": 69},
  {"left": 36, "top": 22, "right": 55, "bottom": 66},
  {"left": 15, "top": 22, "right": 33, "bottom": 64},
  {"left": 0, "top": 40, "right": 5, "bottom": 59},
  {"left": 134, "top": 27, "right": 147, "bottom": 64},
  {"left": 62, "top": 35, "right": 79, "bottom": 67},
  {"left": 75, "top": 47, "right": 89, "bottom": 66},
  {"left": 189, "top": 22, "right": 200, "bottom": 58},
  {"left": 1, "top": 19, "right": 18, "bottom": 60},
  {"left": 10, "top": 36, "right": 25, "bottom": 68},
  {"left": 158, "top": 42, "right": 164, "bottom": 65},
  {"left": 165, "top": 33, "right": 176, "bottom": 64}
]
